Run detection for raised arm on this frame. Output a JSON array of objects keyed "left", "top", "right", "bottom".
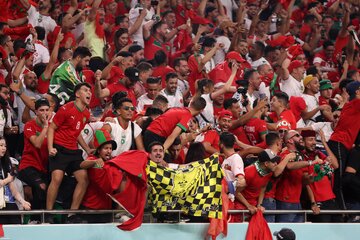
[
  {"left": 88, "top": 0, "right": 101, "bottom": 22},
  {"left": 43, "top": 30, "right": 64, "bottom": 80},
  {"left": 210, "top": 63, "right": 237, "bottom": 100}
]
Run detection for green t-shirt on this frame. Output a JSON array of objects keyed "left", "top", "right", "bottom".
[{"left": 49, "top": 60, "right": 83, "bottom": 105}]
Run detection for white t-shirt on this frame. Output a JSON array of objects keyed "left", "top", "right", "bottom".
[
  {"left": 221, "top": 0, "right": 238, "bottom": 20},
  {"left": 196, "top": 93, "right": 214, "bottom": 128},
  {"left": 302, "top": 93, "right": 320, "bottom": 123},
  {"left": 107, "top": 118, "right": 142, "bottom": 157},
  {"left": 280, "top": 74, "right": 304, "bottom": 97},
  {"left": 222, "top": 153, "right": 245, "bottom": 182},
  {"left": 136, "top": 93, "right": 154, "bottom": 112},
  {"left": 128, "top": 7, "right": 155, "bottom": 47},
  {"left": 232, "top": 91, "right": 259, "bottom": 111},
  {"left": 0, "top": 108, "right": 12, "bottom": 137},
  {"left": 79, "top": 121, "right": 104, "bottom": 159},
  {"left": 246, "top": 55, "right": 270, "bottom": 70},
  {"left": 33, "top": 42, "right": 50, "bottom": 65},
  {"left": 177, "top": 78, "right": 190, "bottom": 96},
  {"left": 200, "top": 54, "right": 216, "bottom": 73},
  {"left": 27, "top": 5, "right": 56, "bottom": 46},
  {"left": 214, "top": 36, "right": 231, "bottom": 65},
  {"left": 160, "top": 88, "right": 183, "bottom": 108}
]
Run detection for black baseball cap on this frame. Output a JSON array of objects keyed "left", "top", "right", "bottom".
[
  {"left": 124, "top": 67, "right": 140, "bottom": 82},
  {"left": 258, "top": 149, "right": 280, "bottom": 163},
  {"left": 273, "top": 228, "right": 296, "bottom": 240}
]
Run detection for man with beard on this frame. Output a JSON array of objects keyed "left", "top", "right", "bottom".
[
  {"left": 301, "top": 75, "right": 329, "bottom": 124},
  {"left": 46, "top": 83, "right": 92, "bottom": 223},
  {"left": 196, "top": 110, "right": 233, "bottom": 157},
  {"left": 144, "top": 21, "right": 171, "bottom": 61},
  {"left": 96, "top": 67, "right": 140, "bottom": 107},
  {"left": 208, "top": 51, "right": 249, "bottom": 91},
  {"left": 301, "top": 130, "right": 339, "bottom": 222},
  {"left": 129, "top": 45, "right": 145, "bottom": 65},
  {"left": 244, "top": 99, "right": 268, "bottom": 146},
  {"left": 13, "top": 70, "right": 43, "bottom": 153},
  {"left": 233, "top": 69, "right": 262, "bottom": 111},
  {"left": 174, "top": 57, "right": 190, "bottom": 104},
  {"left": 232, "top": 148, "right": 295, "bottom": 222},
  {"left": 160, "top": 72, "right": 183, "bottom": 108},
  {"left": 49, "top": 47, "right": 92, "bottom": 105},
  {"left": 19, "top": 0, "right": 57, "bottom": 45},
  {"left": 275, "top": 130, "right": 323, "bottom": 223},
  {"left": 246, "top": 41, "right": 270, "bottom": 70}
]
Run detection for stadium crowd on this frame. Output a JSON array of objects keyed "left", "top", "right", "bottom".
[{"left": 0, "top": 0, "right": 359, "bottom": 225}]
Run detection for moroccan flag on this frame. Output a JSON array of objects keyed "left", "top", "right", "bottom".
[
  {"left": 0, "top": 224, "right": 3, "bottom": 237},
  {"left": 245, "top": 211, "right": 272, "bottom": 240},
  {"left": 107, "top": 150, "right": 148, "bottom": 231},
  {"left": 207, "top": 179, "right": 229, "bottom": 240},
  {"left": 147, "top": 155, "right": 223, "bottom": 219},
  {"left": 49, "top": 60, "right": 83, "bottom": 105}
]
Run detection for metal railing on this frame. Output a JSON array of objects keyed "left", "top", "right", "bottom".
[{"left": 0, "top": 209, "right": 359, "bottom": 224}]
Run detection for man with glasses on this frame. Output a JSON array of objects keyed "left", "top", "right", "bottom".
[
  {"left": 275, "top": 130, "right": 323, "bottom": 222},
  {"left": 95, "top": 67, "right": 139, "bottom": 107},
  {"left": 102, "top": 98, "right": 144, "bottom": 157}
]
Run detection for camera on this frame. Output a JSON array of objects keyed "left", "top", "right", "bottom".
[{"left": 237, "top": 86, "right": 249, "bottom": 107}]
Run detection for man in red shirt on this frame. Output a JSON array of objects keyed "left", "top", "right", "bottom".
[
  {"left": 46, "top": 83, "right": 92, "bottom": 223},
  {"left": 101, "top": 52, "right": 135, "bottom": 85},
  {"left": 329, "top": 81, "right": 360, "bottom": 210},
  {"left": 302, "top": 130, "right": 339, "bottom": 222},
  {"left": 232, "top": 149, "right": 294, "bottom": 222},
  {"left": 199, "top": 110, "right": 233, "bottom": 156},
  {"left": 275, "top": 130, "right": 323, "bottom": 223},
  {"left": 144, "top": 21, "right": 171, "bottom": 61},
  {"left": 268, "top": 92, "right": 297, "bottom": 130},
  {"left": 244, "top": 99, "right": 268, "bottom": 146},
  {"left": 80, "top": 129, "right": 118, "bottom": 222},
  {"left": 144, "top": 97, "right": 206, "bottom": 151},
  {"left": 18, "top": 98, "right": 51, "bottom": 211},
  {"left": 95, "top": 67, "right": 139, "bottom": 106}
]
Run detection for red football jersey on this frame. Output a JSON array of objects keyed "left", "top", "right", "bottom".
[
  {"left": 53, "top": 101, "right": 90, "bottom": 150},
  {"left": 144, "top": 36, "right": 171, "bottom": 60},
  {"left": 37, "top": 74, "right": 50, "bottom": 94},
  {"left": 303, "top": 150, "right": 335, "bottom": 202},
  {"left": 244, "top": 118, "right": 268, "bottom": 146},
  {"left": 19, "top": 119, "right": 48, "bottom": 173},
  {"left": 147, "top": 108, "right": 192, "bottom": 137},
  {"left": 202, "top": 130, "right": 220, "bottom": 157},
  {"left": 275, "top": 149, "right": 307, "bottom": 203},
  {"left": 107, "top": 81, "right": 137, "bottom": 107},
  {"left": 235, "top": 164, "right": 273, "bottom": 207}
]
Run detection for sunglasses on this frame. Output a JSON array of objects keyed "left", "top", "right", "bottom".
[
  {"left": 289, "top": 134, "right": 300, "bottom": 139},
  {"left": 278, "top": 129, "right": 288, "bottom": 133},
  {"left": 122, "top": 106, "right": 135, "bottom": 111}
]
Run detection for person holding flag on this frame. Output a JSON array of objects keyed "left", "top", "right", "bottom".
[{"left": 49, "top": 47, "right": 92, "bottom": 105}]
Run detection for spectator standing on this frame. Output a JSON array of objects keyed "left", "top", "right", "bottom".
[
  {"left": 46, "top": 83, "right": 92, "bottom": 223},
  {"left": 18, "top": 98, "right": 50, "bottom": 211}
]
